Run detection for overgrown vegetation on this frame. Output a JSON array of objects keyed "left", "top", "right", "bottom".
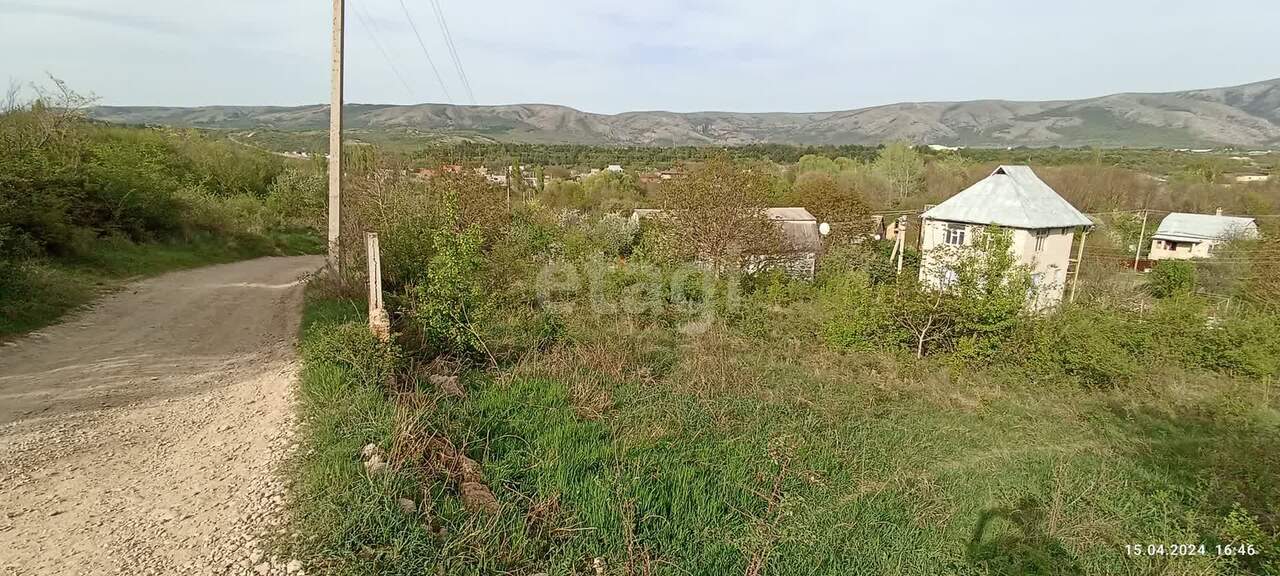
[
  {"left": 293, "top": 149, "right": 1279, "bottom": 575},
  {"left": 0, "top": 80, "right": 324, "bottom": 336}
]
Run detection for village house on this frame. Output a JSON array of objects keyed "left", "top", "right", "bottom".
[
  {"left": 919, "top": 165, "right": 1093, "bottom": 309},
  {"left": 762, "top": 207, "right": 824, "bottom": 279},
  {"left": 630, "top": 207, "right": 825, "bottom": 279},
  {"left": 1147, "top": 210, "right": 1260, "bottom": 260}
]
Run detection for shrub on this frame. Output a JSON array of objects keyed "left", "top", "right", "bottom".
[
  {"left": 402, "top": 196, "right": 493, "bottom": 360},
  {"left": 265, "top": 167, "right": 325, "bottom": 230},
  {"left": 1148, "top": 260, "right": 1196, "bottom": 298},
  {"left": 591, "top": 212, "right": 639, "bottom": 258},
  {"left": 301, "top": 321, "right": 401, "bottom": 388},
  {"left": 1024, "top": 305, "right": 1142, "bottom": 388},
  {"left": 820, "top": 271, "right": 902, "bottom": 351},
  {"left": 818, "top": 240, "right": 920, "bottom": 286}
]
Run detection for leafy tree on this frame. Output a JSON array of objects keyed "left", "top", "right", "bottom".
[
  {"left": 1148, "top": 260, "right": 1196, "bottom": 298},
  {"left": 873, "top": 141, "right": 925, "bottom": 202},
  {"left": 656, "top": 155, "right": 781, "bottom": 274},
  {"left": 786, "top": 171, "right": 870, "bottom": 241}
]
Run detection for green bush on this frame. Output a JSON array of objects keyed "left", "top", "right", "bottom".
[
  {"left": 820, "top": 271, "right": 902, "bottom": 351},
  {"left": 1148, "top": 260, "right": 1196, "bottom": 298},
  {"left": 301, "top": 320, "right": 402, "bottom": 388},
  {"left": 403, "top": 198, "right": 493, "bottom": 360},
  {"left": 0, "top": 98, "right": 297, "bottom": 263},
  {"left": 1023, "top": 305, "right": 1142, "bottom": 388}
]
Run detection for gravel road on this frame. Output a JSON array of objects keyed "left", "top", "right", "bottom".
[{"left": 0, "top": 255, "right": 323, "bottom": 576}]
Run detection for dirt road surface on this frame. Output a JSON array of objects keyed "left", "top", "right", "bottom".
[{"left": 0, "top": 255, "right": 323, "bottom": 576}]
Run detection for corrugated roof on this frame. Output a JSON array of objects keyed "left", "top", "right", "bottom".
[
  {"left": 921, "top": 166, "right": 1092, "bottom": 229},
  {"left": 628, "top": 207, "right": 821, "bottom": 252},
  {"left": 1152, "top": 212, "right": 1259, "bottom": 243},
  {"left": 765, "top": 207, "right": 817, "bottom": 222}
]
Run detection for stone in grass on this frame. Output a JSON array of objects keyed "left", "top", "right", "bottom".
[
  {"left": 460, "top": 482, "right": 499, "bottom": 514},
  {"left": 427, "top": 374, "right": 465, "bottom": 398},
  {"left": 363, "top": 454, "right": 388, "bottom": 475}
]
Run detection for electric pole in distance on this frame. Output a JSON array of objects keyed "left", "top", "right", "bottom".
[{"left": 328, "top": 0, "right": 344, "bottom": 276}]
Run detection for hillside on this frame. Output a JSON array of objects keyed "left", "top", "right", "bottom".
[{"left": 90, "top": 77, "right": 1280, "bottom": 148}]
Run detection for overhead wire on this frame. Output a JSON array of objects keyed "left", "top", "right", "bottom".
[
  {"left": 352, "top": 1, "right": 415, "bottom": 99},
  {"left": 428, "top": 0, "right": 475, "bottom": 104},
  {"left": 395, "top": 0, "right": 453, "bottom": 103}
]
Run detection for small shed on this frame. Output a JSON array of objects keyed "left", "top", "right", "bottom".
[
  {"left": 763, "top": 207, "right": 823, "bottom": 279},
  {"left": 629, "top": 207, "right": 823, "bottom": 279},
  {"left": 1148, "top": 211, "right": 1259, "bottom": 260}
]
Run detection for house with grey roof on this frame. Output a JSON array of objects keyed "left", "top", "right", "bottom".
[
  {"left": 1148, "top": 210, "right": 1259, "bottom": 261},
  {"left": 919, "top": 165, "right": 1093, "bottom": 308},
  {"left": 630, "top": 207, "right": 824, "bottom": 279}
]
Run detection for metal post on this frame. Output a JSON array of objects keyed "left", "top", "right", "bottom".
[{"left": 327, "top": 0, "right": 345, "bottom": 275}]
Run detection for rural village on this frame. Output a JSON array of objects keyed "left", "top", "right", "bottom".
[{"left": 2, "top": 1, "right": 1280, "bottom": 576}]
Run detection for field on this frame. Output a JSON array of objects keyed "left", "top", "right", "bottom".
[{"left": 289, "top": 151, "right": 1280, "bottom": 575}]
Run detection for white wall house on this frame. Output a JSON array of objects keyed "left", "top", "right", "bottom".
[
  {"left": 919, "top": 166, "right": 1093, "bottom": 309},
  {"left": 1147, "top": 211, "right": 1260, "bottom": 261}
]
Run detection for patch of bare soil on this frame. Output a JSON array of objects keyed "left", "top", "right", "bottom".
[{"left": 0, "top": 255, "right": 322, "bottom": 576}]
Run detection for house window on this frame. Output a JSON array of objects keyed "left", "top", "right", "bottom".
[
  {"left": 944, "top": 223, "right": 966, "bottom": 246},
  {"left": 1034, "top": 230, "right": 1049, "bottom": 252}
]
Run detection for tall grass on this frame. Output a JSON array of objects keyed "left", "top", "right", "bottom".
[{"left": 294, "top": 290, "right": 1278, "bottom": 575}]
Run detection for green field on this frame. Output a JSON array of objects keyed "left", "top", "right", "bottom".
[
  {"left": 289, "top": 154, "right": 1279, "bottom": 574},
  {"left": 294, "top": 284, "right": 1277, "bottom": 575}
]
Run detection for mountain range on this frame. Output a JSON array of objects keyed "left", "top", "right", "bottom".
[{"left": 89, "top": 77, "right": 1280, "bottom": 148}]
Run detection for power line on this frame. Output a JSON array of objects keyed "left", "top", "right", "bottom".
[
  {"left": 352, "top": 2, "right": 415, "bottom": 99},
  {"left": 428, "top": 0, "right": 475, "bottom": 104},
  {"left": 395, "top": 0, "right": 452, "bottom": 103}
]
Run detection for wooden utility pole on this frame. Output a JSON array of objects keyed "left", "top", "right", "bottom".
[
  {"left": 327, "top": 0, "right": 345, "bottom": 274},
  {"left": 1132, "top": 209, "right": 1148, "bottom": 271},
  {"left": 1070, "top": 227, "right": 1089, "bottom": 303},
  {"left": 366, "top": 233, "right": 390, "bottom": 341}
]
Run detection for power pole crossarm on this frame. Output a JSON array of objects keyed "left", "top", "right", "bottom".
[{"left": 328, "top": 0, "right": 345, "bottom": 275}]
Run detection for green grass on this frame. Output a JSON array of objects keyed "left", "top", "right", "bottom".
[
  {"left": 293, "top": 292, "right": 1278, "bottom": 575},
  {"left": 0, "top": 230, "right": 322, "bottom": 338}
]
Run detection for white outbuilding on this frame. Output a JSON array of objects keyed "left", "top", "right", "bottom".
[
  {"left": 919, "top": 165, "right": 1092, "bottom": 308},
  {"left": 1148, "top": 210, "right": 1259, "bottom": 260}
]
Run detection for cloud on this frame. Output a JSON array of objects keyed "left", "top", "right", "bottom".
[
  {"left": 0, "top": 0, "right": 1275, "bottom": 112},
  {"left": 0, "top": 0, "right": 185, "bottom": 35}
]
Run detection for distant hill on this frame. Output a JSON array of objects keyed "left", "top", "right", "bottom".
[{"left": 90, "top": 78, "right": 1280, "bottom": 148}]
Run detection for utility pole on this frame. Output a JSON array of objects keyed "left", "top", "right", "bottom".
[
  {"left": 327, "top": 0, "right": 345, "bottom": 275},
  {"left": 1132, "top": 209, "right": 1148, "bottom": 271},
  {"left": 895, "top": 216, "right": 907, "bottom": 275},
  {"left": 1070, "top": 227, "right": 1089, "bottom": 303}
]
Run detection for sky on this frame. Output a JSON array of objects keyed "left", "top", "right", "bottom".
[{"left": 1, "top": 0, "right": 1277, "bottom": 114}]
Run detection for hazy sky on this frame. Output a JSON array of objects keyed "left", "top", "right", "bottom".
[{"left": 1, "top": 0, "right": 1276, "bottom": 113}]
